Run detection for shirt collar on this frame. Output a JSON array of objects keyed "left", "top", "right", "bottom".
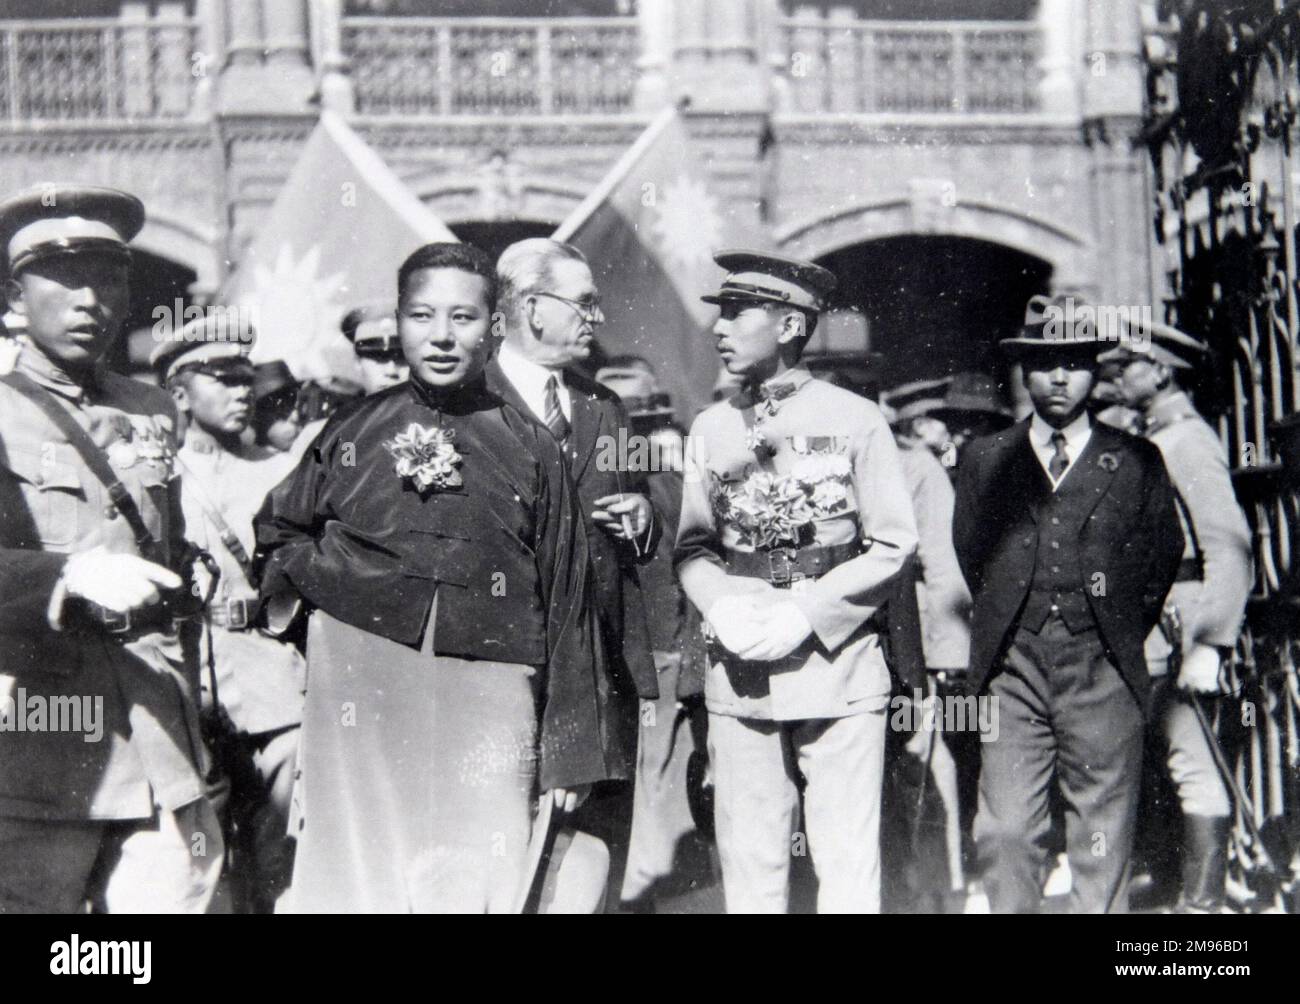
[
  {"left": 1029, "top": 408, "right": 1091, "bottom": 450},
  {"left": 497, "top": 340, "right": 564, "bottom": 395},
  {"left": 16, "top": 343, "right": 101, "bottom": 404}
]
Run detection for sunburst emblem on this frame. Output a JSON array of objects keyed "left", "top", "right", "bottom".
[
  {"left": 651, "top": 174, "right": 723, "bottom": 274},
  {"left": 240, "top": 243, "right": 349, "bottom": 380}
]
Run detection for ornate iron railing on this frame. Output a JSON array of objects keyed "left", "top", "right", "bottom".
[
  {"left": 341, "top": 16, "right": 639, "bottom": 116},
  {"left": 777, "top": 16, "right": 1042, "bottom": 114},
  {"left": 1144, "top": 0, "right": 1300, "bottom": 910},
  {"left": 0, "top": 17, "right": 200, "bottom": 124}
]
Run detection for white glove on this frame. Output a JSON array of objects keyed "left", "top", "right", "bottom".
[
  {"left": 706, "top": 595, "right": 768, "bottom": 656},
  {"left": 1177, "top": 643, "right": 1225, "bottom": 695},
  {"left": 733, "top": 599, "right": 814, "bottom": 662},
  {"left": 61, "top": 547, "right": 181, "bottom": 614}
]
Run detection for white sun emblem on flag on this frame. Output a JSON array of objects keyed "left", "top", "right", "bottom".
[
  {"left": 651, "top": 174, "right": 723, "bottom": 274},
  {"left": 241, "top": 243, "right": 349, "bottom": 381}
]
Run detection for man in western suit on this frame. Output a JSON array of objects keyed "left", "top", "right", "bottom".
[
  {"left": 485, "top": 237, "right": 659, "bottom": 910},
  {"left": 953, "top": 294, "right": 1184, "bottom": 913}
]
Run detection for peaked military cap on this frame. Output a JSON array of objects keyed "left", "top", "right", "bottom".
[
  {"left": 882, "top": 376, "right": 952, "bottom": 425},
  {"left": 150, "top": 307, "right": 256, "bottom": 382},
  {"left": 341, "top": 302, "right": 402, "bottom": 359},
  {"left": 702, "top": 249, "right": 837, "bottom": 313},
  {"left": 1096, "top": 316, "right": 1208, "bottom": 370},
  {"left": 0, "top": 184, "right": 144, "bottom": 277}
]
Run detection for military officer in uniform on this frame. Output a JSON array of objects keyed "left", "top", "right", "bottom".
[
  {"left": 341, "top": 301, "right": 408, "bottom": 395},
  {"left": 152, "top": 315, "right": 306, "bottom": 913},
  {"left": 0, "top": 184, "right": 222, "bottom": 912},
  {"left": 676, "top": 250, "right": 919, "bottom": 913},
  {"left": 1099, "top": 320, "right": 1253, "bottom": 913}
]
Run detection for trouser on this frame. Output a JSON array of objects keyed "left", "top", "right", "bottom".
[
  {"left": 1150, "top": 674, "right": 1231, "bottom": 818},
  {"left": 975, "top": 612, "right": 1144, "bottom": 913},
  {"left": 708, "top": 707, "right": 887, "bottom": 914},
  {"left": 0, "top": 799, "right": 224, "bottom": 914},
  {"left": 621, "top": 652, "right": 709, "bottom": 906},
  {"left": 226, "top": 725, "right": 300, "bottom": 913}
]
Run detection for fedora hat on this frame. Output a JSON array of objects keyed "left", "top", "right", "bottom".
[{"left": 999, "top": 293, "right": 1106, "bottom": 361}]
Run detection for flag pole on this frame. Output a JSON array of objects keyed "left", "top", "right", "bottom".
[{"left": 551, "top": 105, "right": 680, "bottom": 242}]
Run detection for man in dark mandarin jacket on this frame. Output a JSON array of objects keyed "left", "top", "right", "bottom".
[
  {"left": 953, "top": 294, "right": 1184, "bottom": 913},
  {"left": 486, "top": 238, "right": 660, "bottom": 910}
]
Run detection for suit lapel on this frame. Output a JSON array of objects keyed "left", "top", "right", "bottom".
[
  {"left": 999, "top": 421, "right": 1050, "bottom": 523},
  {"left": 484, "top": 358, "right": 533, "bottom": 420},
  {"left": 1060, "top": 423, "right": 1122, "bottom": 529},
  {"left": 566, "top": 377, "right": 603, "bottom": 482}
]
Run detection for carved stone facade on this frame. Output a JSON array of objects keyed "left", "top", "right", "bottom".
[{"left": 0, "top": 1, "right": 1154, "bottom": 325}]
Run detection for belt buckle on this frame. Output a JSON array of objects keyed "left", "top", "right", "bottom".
[
  {"left": 767, "top": 547, "right": 796, "bottom": 587},
  {"left": 226, "top": 598, "right": 249, "bottom": 630},
  {"left": 101, "top": 606, "right": 132, "bottom": 635}
]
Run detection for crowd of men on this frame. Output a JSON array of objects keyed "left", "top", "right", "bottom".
[{"left": 0, "top": 182, "right": 1254, "bottom": 914}]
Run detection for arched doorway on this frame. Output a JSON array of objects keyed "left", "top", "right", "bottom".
[{"left": 814, "top": 234, "right": 1052, "bottom": 394}]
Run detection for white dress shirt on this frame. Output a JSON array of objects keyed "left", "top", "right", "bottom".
[
  {"left": 1029, "top": 409, "right": 1092, "bottom": 490},
  {"left": 495, "top": 340, "right": 571, "bottom": 422}
]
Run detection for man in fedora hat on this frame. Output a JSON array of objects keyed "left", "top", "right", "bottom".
[
  {"left": 1099, "top": 318, "right": 1253, "bottom": 913},
  {"left": 153, "top": 315, "right": 305, "bottom": 913},
  {"left": 676, "top": 249, "right": 918, "bottom": 913},
  {"left": 0, "top": 184, "right": 222, "bottom": 912},
  {"left": 953, "top": 293, "right": 1184, "bottom": 912}
]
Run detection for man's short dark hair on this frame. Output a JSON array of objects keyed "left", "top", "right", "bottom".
[{"left": 397, "top": 242, "right": 497, "bottom": 308}]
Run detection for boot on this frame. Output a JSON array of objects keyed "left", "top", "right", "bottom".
[{"left": 1175, "top": 814, "right": 1230, "bottom": 913}]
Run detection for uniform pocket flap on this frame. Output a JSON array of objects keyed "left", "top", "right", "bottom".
[{"left": 4, "top": 448, "right": 82, "bottom": 493}]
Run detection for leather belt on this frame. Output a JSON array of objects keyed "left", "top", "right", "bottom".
[
  {"left": 80, "top": 601, "right": 176, "bottom": 640},
  {"left": 724, "top": 542, "right": 863, "bottom": 588},
  {"left": 208, "top": 597, "right": 261, "bottom": 631},
  {"left": 1174, "top": 557, "right": 1203, "bottom": 583}
]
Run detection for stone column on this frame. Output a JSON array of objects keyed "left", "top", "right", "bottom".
[
  {"left": 669, "top": 0, "right": 770, "bottom": 113},
  {"left": 1037, "top": 0, "right": 1081, "bottom": 117},
  {"left": 1083, "top": 0, "right": 1152, "bottom": 308},
  {"left": 217, "top": 0, "right": 315, "bottom": 113},
  {"left": 634, "top": 0, "right": 672, "bottom": 111},
  {"left": 312, "top": 0, "right": 354, "bottom": 114}
]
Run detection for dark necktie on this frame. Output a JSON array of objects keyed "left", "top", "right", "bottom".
[
  {"left": 1048, "top": 431, "right": 1070, "bottom": 481},
  {"left": 543, "top": 374, "right": 570, "bottom": 444}
]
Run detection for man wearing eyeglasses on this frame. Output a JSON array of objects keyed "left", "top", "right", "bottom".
[{"left": 486, "top": 238, "right": 660, "bottom": 911}]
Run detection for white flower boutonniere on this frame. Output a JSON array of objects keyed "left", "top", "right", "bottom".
[
  {"left": 746, "top": 425, "right": 774, "bottom": 458},
  {"left": 384, "top": 423, "right": 463, "bottom": 492},
  {"left": 1098, "top": 451, "right": 1121, "bottom": 473}
]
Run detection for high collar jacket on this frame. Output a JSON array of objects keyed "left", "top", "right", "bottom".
[
  {"left": 952, "top": 419, "right": 1184, "bottom": 711},
  {"left": 252, "top": 376, "right": 624, "bottom": 789}
]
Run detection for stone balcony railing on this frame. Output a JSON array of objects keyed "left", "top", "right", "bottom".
[
  {"left": 341, "top": 15, "right": 640, "bottom": 117},
  {"left": 0, "top": 11, "right": 1050, "bottom": 124},
  {"left": 0, "top": 16, "right": 201, "bottom": 124},
  {"left": 777, "top": 16, "right": 1043, "bottom": 115}
]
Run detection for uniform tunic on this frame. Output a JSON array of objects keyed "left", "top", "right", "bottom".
[
  {"left": 176, "top": 441, "right": 304, "bottom": 736},
  {"left": 676, "top": 366, "right": 919, "bottom": 721},
  {"left": 0, "top": 346, "right": 208, "bottom": 821}
]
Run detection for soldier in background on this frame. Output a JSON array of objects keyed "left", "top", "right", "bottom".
[
  {"left": 251, "top": 361, "right": 303, "bottom": 454},
  {"left": 596, "top": 355, "right": 711, "bottom": 910},
  {"left": 153, "top": 318, "right": 306, "bottom": 913},
  {"left": 0, "top": 184, "right": 221, "bottom": 912},
  {"left": 340, "top": 302, "right": 408, "bottom": 395},
  {"left": 1100, "top": 320, "right": 1254, "bottom": 913}
]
